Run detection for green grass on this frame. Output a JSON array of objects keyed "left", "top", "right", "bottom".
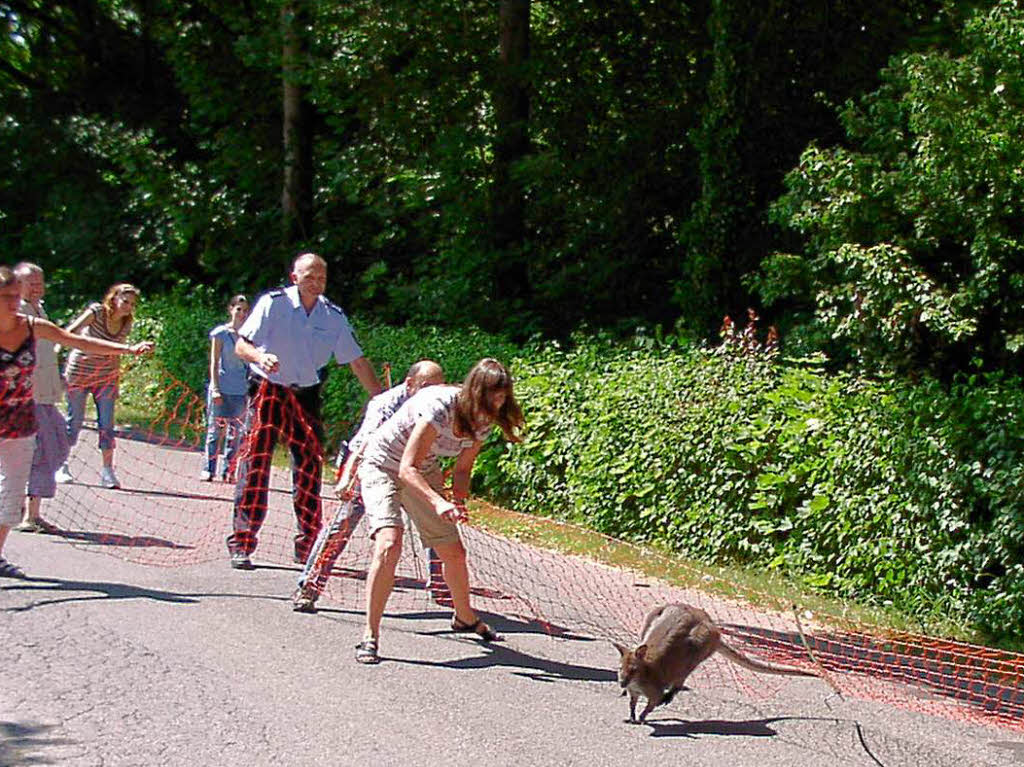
[{"left": 467, "top": 500, "right": 1016, "bottom": 652}]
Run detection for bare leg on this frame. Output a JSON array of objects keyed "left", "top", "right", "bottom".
[
  {"left": 101, "top": 448, "right": 114, "bottom": 469},
  {"left": 25, "top": 496, "right": 41, "bottom": 522},
  {"left": 0, "top": 525, "right": 9, "bottom": 557},
  {"left": 431, "top": 539, "right": 475, "bottom": 625},
  {"left": 364, "top": 526, "right": 403, "bottom": 642}
]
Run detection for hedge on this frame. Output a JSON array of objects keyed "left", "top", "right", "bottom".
[{"left": 133, "top": 291, "right": 1024, "bottom": 643}]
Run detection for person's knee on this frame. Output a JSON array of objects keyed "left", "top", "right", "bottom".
[
  {"left": 436, "top": 540, "right": 467, "bottom": 567},
  {"left": 373, "top": 529, "right": 403, "bottom": 565}
]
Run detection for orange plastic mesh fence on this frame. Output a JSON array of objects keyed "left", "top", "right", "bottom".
[{"left": 10, "top": 358, "right": 1023, "bottom": 732}]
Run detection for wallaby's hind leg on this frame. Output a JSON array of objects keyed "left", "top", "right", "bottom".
[{"left": 659, "top": 685, "right": 681, "bottom": 707}]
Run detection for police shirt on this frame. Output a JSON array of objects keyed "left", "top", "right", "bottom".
[{"left": 239, "top": 285, "right": 363, "bottom": 388}]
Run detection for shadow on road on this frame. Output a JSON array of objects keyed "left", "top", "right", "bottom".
[
  {"left": 643, "top": 714, "right": 842, "bottom": 739},
  {"left": 644, "top": 715, "right": 782, "bottom": 737},
  {"left": 388, "top": 637, "right": 616, "bottom": 683},
  {"left": 52, "top": 528, "right": 193, "bottom": 549},
  {"left": 0, "top": 720, "right": 75, "bottom": 766},
  {"left": 0, "top": 576, "right": 282, "bottom": 612},
  {"left": 388, "top": 609, "right": 591, "bottom": 641}
]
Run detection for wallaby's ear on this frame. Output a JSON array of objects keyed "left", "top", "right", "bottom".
[
  {"left": 635, "top": 644, "right": 648, "bottom": 660},
  {"left": 612, "top": 641, "right": 630, "bottom": 657}
]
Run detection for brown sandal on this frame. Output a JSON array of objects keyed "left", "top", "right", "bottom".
[{"left": 451, "top": 616, "right": 501, "bottom": 642}]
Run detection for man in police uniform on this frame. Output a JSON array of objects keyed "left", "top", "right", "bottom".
[{"left": 227, "top": 253, "right": 382, "bottom": 570}]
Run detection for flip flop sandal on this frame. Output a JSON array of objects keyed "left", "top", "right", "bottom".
[
  {"left": 0, "top": 558, "right": 26, "bottom": 579},
  {"left": 355, "top": 639, "right": 380, "bottom": 664},
  {"left": 451, "top": 616, "right": 501, "bottom": 642}
]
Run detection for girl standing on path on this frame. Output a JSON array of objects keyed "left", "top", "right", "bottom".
[
  {"left": 355, "top": 358, "right": 524, "bottom": 664},
  {"left": 201, "top": 294, "right": 250, "bottom": 481},
  {"left": 56, "top": 283, "right": 141, "bottom": 489},
  {"left": 0, "top": 267, "right": 153, "bottom": 578}
]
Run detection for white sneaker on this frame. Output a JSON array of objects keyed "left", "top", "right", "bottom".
[
  {"left": 55, "top": 463, "right": 74, "bottom": 484},
  {"left": 100, "top": 467, "right": 121, "bottom": 489},
  {"left": 199, "top": 470, "right": 212, "bottom": 481}
]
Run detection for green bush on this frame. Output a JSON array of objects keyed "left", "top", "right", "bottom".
[
  {"left": 125, "top": 294, "right": 1024, "bottom": 642},
  {"left": 319, "top": 322, "right": 522, "bottom": 448},
  {"left": 483, "top": 335, "right": 1024, "bottom": 643},
  {"left": 132, "top": 280, "right": 224, "bottom": 394}
]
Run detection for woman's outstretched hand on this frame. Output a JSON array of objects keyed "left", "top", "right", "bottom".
[{"left": 438, "top": 501, "right": 468, "bottom": 523}]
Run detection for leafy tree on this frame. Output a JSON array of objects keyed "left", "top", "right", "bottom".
[
  {"left": 760, "top": 0, "right": 1024, "bottom": 375},
  {"left": 0, "top": 0, "right": 950, "bottom": 343}
]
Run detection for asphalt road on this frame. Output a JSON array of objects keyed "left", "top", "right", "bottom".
[
  {"left": 3, "top": 433, "right": 1023, "bottom": 766},
  {"left": 4, "top": 526, "right": 1024, "bottom": 767}
]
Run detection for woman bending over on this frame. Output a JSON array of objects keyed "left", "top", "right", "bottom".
[{"left": 355, "top": 358, "right": 524, "bottom": 664}]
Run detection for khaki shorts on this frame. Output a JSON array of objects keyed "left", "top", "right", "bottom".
[{"left": 359, "top": 463, "right": 461, "bottom": 548}]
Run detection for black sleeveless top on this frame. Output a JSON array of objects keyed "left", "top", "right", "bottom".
[{"left": 0, "top": 316, "right": 38, "bottom": 439}]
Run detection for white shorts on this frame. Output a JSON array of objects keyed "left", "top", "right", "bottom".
[
  {"left": 0, "top": 436, "right": 35, "bottom": 527},
  {"left": 359, "top": 463, "right": 461, "bottom": 548}
]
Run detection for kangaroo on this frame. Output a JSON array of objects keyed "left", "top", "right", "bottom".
[{"left": 613, "top": 602, "right": 817, "bottom": 723}]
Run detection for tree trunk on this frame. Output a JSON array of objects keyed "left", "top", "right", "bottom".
[
  {"left": 281, "top": 0, "right": 314, "bottom": 246},
  {"left": 491, "top": 0, "right": 531, "bottom": 301}
]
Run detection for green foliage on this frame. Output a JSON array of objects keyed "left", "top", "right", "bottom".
[
  {"left": 319, "top": 321, "right": 522, "bottom": 448},
  {"left": 763, "top": 0, "right": 1024, "bottom": 374},
  {"left": 132, "top": 280, "right": 224, "bottom": 395},
  {"left": 1, "top": 0, "right": 942, "bottom": 345},
  {"left": 480, "top": 334, "right": 1024, "bottom": 643}
]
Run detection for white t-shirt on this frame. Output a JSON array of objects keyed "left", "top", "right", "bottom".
[
  {"left": 361, "top": 385, "right": 492, "bottom": 475},
  {"left": 20, "top": 300, "right": 62, "bottom": 405}
]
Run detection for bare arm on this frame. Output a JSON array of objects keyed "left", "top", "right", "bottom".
[
  {"left": 34, "top": 319, "right": 152, "bottom": 356},
  {"left": 449, "top": 440, "right": 483, "bottom": 503},
  {"left": 398, "top": 421, "right": 460, "bottom": 519},
  {"left": 65, "top": 306, "right": 96, "bottom": 335},
  {"left": 348, "top": 355, "right": 383, "bottom": 397},
  {"left": 234, "top": 336, "right": 278, "bottom": 374},
  {"left": 208, "top": 336, "right": 223, "bottom": 404},
  {"left": 333, "top": 444, "right": 366, "bottom": 499}
]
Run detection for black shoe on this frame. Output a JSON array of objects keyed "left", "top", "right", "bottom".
[
  {"left": 0, "top": 557, "right": 26, "bottom": 579},
  {"left": 230, "top": 552, "right": 255, "bottom": 570}
]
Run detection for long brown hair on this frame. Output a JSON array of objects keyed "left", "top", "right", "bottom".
[
  {"left": 102, "top": 283, "right": 140, "bottom": 318},
  {"left": 454, "top": 358, "right": 524, "bottom": 443}
]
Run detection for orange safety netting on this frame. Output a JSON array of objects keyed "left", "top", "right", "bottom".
[{"left": 9, "top": 357, "right": 1023, "bottom": 732}]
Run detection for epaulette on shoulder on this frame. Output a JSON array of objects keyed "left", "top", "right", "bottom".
[
  {"left": 322, "top": 297, "right": 345, "bottom": 316},
  {"left": 250, "top": 286, "right": 286, "bottom": 304}
]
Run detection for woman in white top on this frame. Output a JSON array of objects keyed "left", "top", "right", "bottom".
[{"left": 355, "top": 358, "right": 524, "bottom": 664}]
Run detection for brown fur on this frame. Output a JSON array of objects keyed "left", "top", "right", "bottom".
[{"left": 613, "top": 603, "right": 817, "bottom": 723}]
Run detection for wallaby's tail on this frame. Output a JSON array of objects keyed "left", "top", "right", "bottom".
[{"left": 717, "top": 641, "right": 817, "bottom": 678}]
